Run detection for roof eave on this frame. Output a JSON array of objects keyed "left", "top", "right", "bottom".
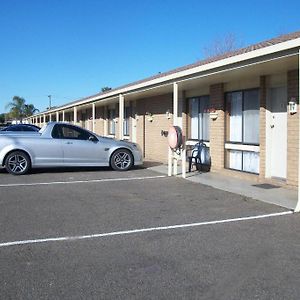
[{"left": 34, "top": 37, "right": 300, "bottom": 116}]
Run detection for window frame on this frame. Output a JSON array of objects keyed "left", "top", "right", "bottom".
[
  {"left": 225, "top": 88, "right": 260, "bottom": 146},
  {"left": 225, "top": 88, "right": 260, "bottom": 174}
]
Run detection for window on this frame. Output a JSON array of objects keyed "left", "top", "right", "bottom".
[
  {"left": 225, "top": 89, "right": 260, "bottom": 174},
  {"left": 108, "top": 109, "right": 116, "bottom": 135},
  {"left": 52, "top": 124, "right": 96, "bottom": 141},
  {"left": 189, "top": 96, "right": 210, "bottom": 141},
  {"left": 226, "top": 90, "right": 259, "bottom": 145},
  {"left": 123, "top": 106, "right": 131, "bottom": 136}
]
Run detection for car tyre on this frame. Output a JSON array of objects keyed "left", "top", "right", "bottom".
[
  {"left": 110, "top": 149, "right": 133, "bottom": 171},
  {"left": 5, "top": 151, "right": 31, "bottom": 175}
]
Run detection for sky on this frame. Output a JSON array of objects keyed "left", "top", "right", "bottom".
[{"left": 0, "top": 0, "right": 299, "bottom": 113}]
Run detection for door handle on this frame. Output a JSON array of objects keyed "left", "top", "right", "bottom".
[{"left": 66, "top": 141, "right": 73, "bottom": 144}]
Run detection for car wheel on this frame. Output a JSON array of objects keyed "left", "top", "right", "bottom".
[
  {"left": 111, "top": 149, "right": 133, "bottom": 171},
  {"left": 5, "top": 151, "right": 31, "bottom": 175}
]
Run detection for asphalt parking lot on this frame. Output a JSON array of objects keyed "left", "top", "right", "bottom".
[{"left": 0, "top": 166, "right": 300, "bottom": 299}]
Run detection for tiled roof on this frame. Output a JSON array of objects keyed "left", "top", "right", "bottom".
[{"left": 55, "top": 30, "right": 300, "bottom": 110}]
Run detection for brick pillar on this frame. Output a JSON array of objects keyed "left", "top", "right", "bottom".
[
  {"left": 136, "top": 99, "right": 146, "bottom": 157},
  {"left": 287, "top": 69, "right": 299, "bottom": 186},
  {"left": 209, "top": 83, "right": 225, "bottom": 171},
  {"left": 259, "top": 76, "right": 267, "bottom": 179},
  {"left": 95, "top": 106, "right": 104, "bottom": 135}
]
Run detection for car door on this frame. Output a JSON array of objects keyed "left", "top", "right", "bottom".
[
  {"left": 56, "top": 124, "right": 107, "bottom": 165},
  {"left": 32, "top": 136, "right": 64, "bottom": 166}
]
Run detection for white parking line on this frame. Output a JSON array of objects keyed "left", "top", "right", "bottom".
[
  {"left": 0, "top": 175, "right": 167, "bottom": 187},
  {"left": 0, "top": 211, "right": 293, "bottom": 248}
]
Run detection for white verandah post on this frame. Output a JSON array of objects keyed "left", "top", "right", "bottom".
[
  {"left": 173, "top": 82, "right": 178, "bottom": 175},
  {"left": 56, "top": 111, "right": 59, "bottom": 122},
  {"left": 295, "top": 49, "right": 300, "bottom": 212},
  {"left": 119, "top": 94, "right": 124, "bottom": 140},
  {"left": 73, "top": 107, "right": 77, "bottom": 124},
  {"left": 168, "top": 82, "right": 180, "bottom": 176},
  {"left": 92, "top": 103, "right": 96, "bottom": 132},
  {"left": 62, "top": 110, "right": 65, "bottom": 122}
]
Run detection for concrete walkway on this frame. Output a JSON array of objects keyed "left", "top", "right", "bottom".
[{"left": 146, "top": 163, "right": 297, "bottom": 210}]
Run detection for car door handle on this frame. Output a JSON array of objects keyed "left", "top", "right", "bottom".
[{"left": 66, "top": 141, "right": 73, "bottom": 144}]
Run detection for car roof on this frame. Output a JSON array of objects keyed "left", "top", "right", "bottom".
[{"left": 2, "top": 124, "right": 40, "bottom": 131}]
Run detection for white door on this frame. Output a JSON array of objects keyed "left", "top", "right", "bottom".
[{"left": 269, "top": 87, "right": 287, "bottom": 179}]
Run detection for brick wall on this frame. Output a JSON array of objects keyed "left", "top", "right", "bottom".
[
  {"left": 209, "top": 83, "right": 225, "bottom": 171},
  {"left": 136, "top": 94, "right": 173, "bottom": 162},
  {"left": 287, "top": 69, "right": 299, "bottom": 186},
  {"left": 94, "top": 106, "right": 104, "bottom": 135},
  {"left": 136, "top": 110, "right": 145, "bottom": 156}
]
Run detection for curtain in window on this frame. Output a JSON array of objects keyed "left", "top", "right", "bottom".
[
  {"left": 243, "top": 151, "right": 259, "bottom": 173},
  {"left": 123, "top": 107, "right": 130, "bottom": 136},
  {"left": 191, "top": 98, "right": 199, "bottom": 139},
  {"left": 229, "top": 150, "right": 242, "bottom": 170},
  {"left": 108, "top": 109, "right": 115, "bottom": 135},
  {"left": 229, "top": 92, "right": 243, "bottom": 142},
  {"left": 243, "top": 90, "right": 259, "bottom": 144},
  {"left": 190, "top": 96, "right": 210, "bottom": 141}
]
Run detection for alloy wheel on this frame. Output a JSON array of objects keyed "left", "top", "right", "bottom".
[{"left": 113, "top": 151, "right": 131, "bottom": 170}]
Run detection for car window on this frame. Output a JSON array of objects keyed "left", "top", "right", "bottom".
[
  {"left": 61, "top": 126, "right": 88, "bottom": 140},
  {"left": 52, "top": 124, "right": 61, "bottom": 138},
  {"left": 52, "top": 124, "right": 97, "bottom": 141},
  {"left": 9, "top": 126, "right": 20, "bottom": 131},
  {"left": 22, "top": 126, "right": 35, "bottom": 131},
  {"left": 4, "top": 125, "right": 37, "bottom": 131}
]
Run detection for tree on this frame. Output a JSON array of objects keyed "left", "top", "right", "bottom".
[
  {"left": 5, "top": 96, "right": 39, "bottom": 122},
  {"left": 101, "top": 87, "right": 112, "bottom": 93},
  {"left": 0, "top": 113, "right": 6, "bottom": 124},
  {"left": 202, "top": 33, "right": 243, "bottom": 58},
  {"left": 24, "top": 104, "right": 39, "bottom": 117},
  {"left": 5, "top": 96, "right": 26, "bottom": 121}
]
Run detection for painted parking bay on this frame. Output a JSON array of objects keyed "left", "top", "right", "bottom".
[{"left": 0, "top": 167, "right": 298, "bottom": 299}]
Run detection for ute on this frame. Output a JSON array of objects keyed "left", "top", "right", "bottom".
[{"left": 0, "top": 122, "right": 143, "bottom": 175}]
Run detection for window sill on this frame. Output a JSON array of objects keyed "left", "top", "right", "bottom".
[{"left": 225, "top": 143, "right": 259, "bottom": 152}]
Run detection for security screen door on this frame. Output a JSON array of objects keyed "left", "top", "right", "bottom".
[{"left": 270, "top": 87, "right": 287, "bottom": 179}]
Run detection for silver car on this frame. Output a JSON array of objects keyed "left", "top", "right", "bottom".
[{"left": 0, "top": 122, "right": 143, "bottom": 175}]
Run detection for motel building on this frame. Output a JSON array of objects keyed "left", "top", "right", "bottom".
[{"left": 27, "top": 31, "right": 300, "bottom": 210}]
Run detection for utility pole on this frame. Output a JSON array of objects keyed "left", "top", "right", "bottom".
[{"left": 48, "top": 95, "right": 52, "bottom": 109}]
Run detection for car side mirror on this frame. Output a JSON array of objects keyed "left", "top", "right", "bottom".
[{"left": 88, "top": 135, "right": 97, "bottom": 142}]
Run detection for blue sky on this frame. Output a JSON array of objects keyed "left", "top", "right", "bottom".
[{"left": 0, "top": 0, "right": 299, "bottom": 113}]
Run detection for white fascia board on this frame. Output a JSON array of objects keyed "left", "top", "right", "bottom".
[{"left": 35, "top": 38, "right": 300, "bottom": 117}]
